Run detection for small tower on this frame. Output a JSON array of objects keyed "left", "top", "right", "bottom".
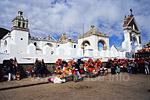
[
  {"left": 122, "top": 9, "right": 142, "bottom": 52},
  {"left": 10, "top": 11, "right": 29, "bottom": 54},
  {"left": 11, "top": 11, "right": 29, "bottom": 32}
]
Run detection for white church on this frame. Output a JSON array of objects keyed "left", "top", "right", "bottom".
[{"left": 0, "top": 10, "right": 142, "bottom": 63}]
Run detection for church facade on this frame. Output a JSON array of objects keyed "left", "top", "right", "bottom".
[{"left": 0, "top": 10, "right": 142, "bottom": 63}]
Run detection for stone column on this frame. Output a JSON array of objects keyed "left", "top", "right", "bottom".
[{"left": 20, "top": 21, "right": 23, "bottom": 27}]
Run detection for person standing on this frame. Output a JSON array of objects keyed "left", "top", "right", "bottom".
[
  {"left": 41, "top": 59, "right": 47, "bottom": 77},
  {"left": 75, "top": 59, "right": 82, "bottom": 74},
  {"left": 131, "top": 60, "right": 134, "bottom": 74},
  {"left": 0, "top": 65, "right": 2, "bottom": 82},
  {"left": 12, "top": 59, "right": 17, "bottom": 80},
  {"left": 123, "top": 60, "right": 127, "bottom": 72},
  {"left": 111, "top": 61, "right": 116, "bottom": 75},
  {"left": 33, "top": 58, "right": 40, "bottom": 77},
  {"left": 127, "top": 60, "right": 131, "bottom": 73},
  {"left": 37, "top": 60, "right": 42, "bottom": 78},
  {"left": 132, "top": 60, "right": 137, "bottom": 74},
  {"left": 144, "top": 59, "right": 150, "bottom": 75},
  {"left": 116, "top": 62, "right": 120, "bottom": 74},
  {"left": 12, "top": 57, "right": 19, "bottom": 80},
  {"left": 8, "top": 59, "right": 13, "bottom": 81}
]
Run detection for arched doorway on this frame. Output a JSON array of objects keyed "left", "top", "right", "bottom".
[
  {"left": 98, "top": 40, "right": 106, "bottom": 50},
  {"left": 132, "top": 36, "right": 138, "bottom": 52}
]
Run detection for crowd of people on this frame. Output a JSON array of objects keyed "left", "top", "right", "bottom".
[
  {"left": 0, "top": 57, "right": 149, "bottom": 82},
  {"left": 49, "top": 59, "right": 82, "bottom": 83},
  {"left": 50, "top": 57, "right": 150, "bottom": 84},
  {"left": 48, "top": 58, "right": 108, "bottom": 83},
  {"left": 0, "top": 58, "right": 48, "bottom": 81},
  {"left": 107, "top": 58, "right": 150, "bottom": 75},
  {"left": 0, "top": 57, "right": 20, "bottom": 81},
  {"left": 26, "top": 59, "right": 47, "bottom": 78}
]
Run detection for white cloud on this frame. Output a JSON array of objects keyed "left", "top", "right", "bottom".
[{"left": 0, "top": 0, "right": 150, "bottom": 46}]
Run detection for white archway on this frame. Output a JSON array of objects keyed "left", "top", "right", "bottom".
[
  {"left": 131, "top": 35, "right": 138, "bottom": 52},
  {"left": 98, "top": 40, "right": 107, "bottom": 50}
]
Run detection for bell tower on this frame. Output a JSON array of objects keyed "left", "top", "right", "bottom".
[
  {"left": 10, "top": 11, "right": 29, "bottom": 54},
  {"left": 11, "top": 11, "right": 29, "bottom": 31},
  {"left": 122, "top": 9, "right": 142, "bottom": 52}
]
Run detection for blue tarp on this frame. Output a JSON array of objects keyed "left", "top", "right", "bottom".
[
  {"left": 73, "top": 56, "right": 92, "bottom": 59},
  {"left": 0, "top": 53, "right": 8, "bottom": 55}
]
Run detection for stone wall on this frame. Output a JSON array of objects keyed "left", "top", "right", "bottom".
[{"left": 19, "top": 63, "right": 57, "bottom": 74}]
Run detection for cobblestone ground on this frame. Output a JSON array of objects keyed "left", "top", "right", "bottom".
[{"left": 0, "top": 73, "right": 150, "bottom": 100}]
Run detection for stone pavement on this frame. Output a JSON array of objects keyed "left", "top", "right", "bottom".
[
  {"left": 0, "top": 74, "right": 56, "bottom": 90},
  {"left": 0, "top": 73, "right": 150, "bottom": 100}
]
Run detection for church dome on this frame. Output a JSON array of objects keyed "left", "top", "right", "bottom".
[
  {"left": 78, "top": 25, "right": 108, "bottom": 39},
  {"left": 57, "top": 33, "right": 68, "bottom": 43},
  {"left": 17, "top": 16, "right": 24, "bottom": 20},
  {"left": 12, "top": 11, "right": 25, "bottom": 21}
]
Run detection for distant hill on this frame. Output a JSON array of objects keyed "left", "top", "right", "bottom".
[{"left": 0, "top": 28, "right": 10, "bottom": 39}]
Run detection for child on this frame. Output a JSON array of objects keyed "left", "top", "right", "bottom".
[{"left": 116, "top": 66, "right": 120, "bottom": 74}]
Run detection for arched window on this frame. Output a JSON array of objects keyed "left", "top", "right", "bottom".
[
  {"left": 98, "top": 42, "right": 103, "bottom": 51},
  {"left": 45, "top": 43, "right": 53, "bottom": 47},
  {"left": 34, "top": 42, "right": 37, "bottom": 47},
  {"left": 4, "top": 40, "right": 7, "bottom": 48},
  {"left": 132, "top": 36, "right": 138, "bottom": 52},
  {"left": 98, "top": 40, "right": 106, "bottom": 50},
  {"left": 18, "top": 21, "right": 21, "bottom": 27},
  {"left": 81, "top": 40, "right": 90, "bottom": 49},
  {"left": 23, "top": 22, "right": 25, "bottom": 28}
]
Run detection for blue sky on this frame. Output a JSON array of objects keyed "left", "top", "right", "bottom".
[{"left": 0, "top": 0, "right": 150, "bottom": 49}]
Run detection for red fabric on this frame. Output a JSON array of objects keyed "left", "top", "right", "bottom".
[
  {"left": 88, "top": 58, "right": 92, "bottom": 61},
  {"left": 74, "top": 70, "right": 76, "bottom": 75},
  {"left": 80, "top": 69, "right": 84, "bottom": 73},
  {"left": 89, "top": 68, "right": 93, "bottom": 71},
  {"left": 28, "top": 69, "right": 32, "bottom": 73}
]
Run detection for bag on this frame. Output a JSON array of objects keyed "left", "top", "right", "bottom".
[{"left": 54, "top": 77, "right": 65, "bottom": 84}]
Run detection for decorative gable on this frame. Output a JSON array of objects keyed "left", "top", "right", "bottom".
[
  {"left": 123, "top": 9, "right": 140, "bottom": 33},
  {"left": 110, "top": 45, "right": 119, "bottom": 52}
]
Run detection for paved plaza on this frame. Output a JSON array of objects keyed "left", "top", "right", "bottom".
[{"left": 0, "top": 73, "right": 150, "bottom": 100}]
